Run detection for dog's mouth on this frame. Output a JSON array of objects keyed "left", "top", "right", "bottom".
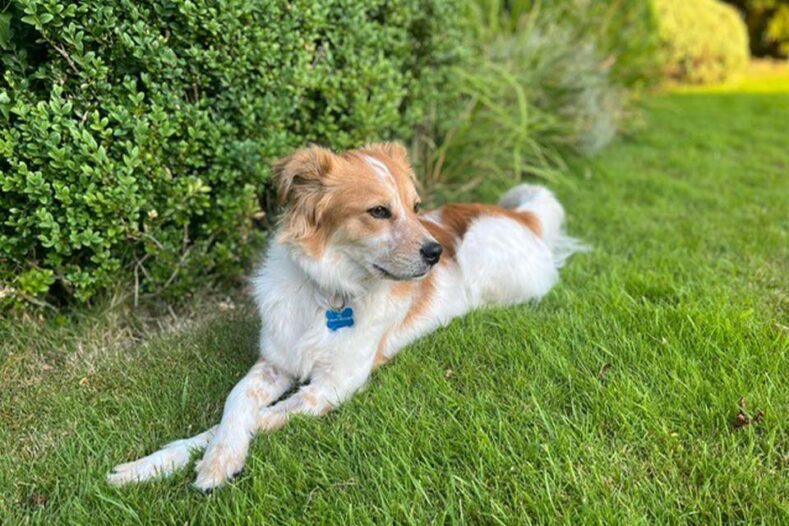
[{"left": 373, "top": 264, "right": 428, "bottom": 281}]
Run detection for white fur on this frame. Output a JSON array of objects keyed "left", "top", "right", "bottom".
[
  {"left": 364, "top": 155, "right": 393, "bottom": 181},
  {"left": 499, "top": 184, "right": 590, "bottom": 267},
  {"left": 108, "top": 184, "right": 582, "bottom": 491},
  {"left": 364, "top": 154, "right": 409, "bottom": 220}
]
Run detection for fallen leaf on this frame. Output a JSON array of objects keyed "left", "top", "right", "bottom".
[
  {"left": 27, "top": 492, "right": 48, "bottom": 508},
  {"left": 734, "top": 411, "right": 750, "bottom": 429},
  {"left": 733, "top": 397, "right": 765, "bottom": 430}
]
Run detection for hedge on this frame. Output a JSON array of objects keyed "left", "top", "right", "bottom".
[
  {"left": 724, "top": 0, "right": 789, "bottom": 58},
  {"left": 0, "top": 0, "right": 466, "bottom": 309},
  {"left": 654, "top": 0, "right": 750, "bottom": 84}
]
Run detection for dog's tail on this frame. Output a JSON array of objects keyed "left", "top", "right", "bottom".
[
  {"left": 498, "top": 184, "right": 589, "bottom": 267},
  {"left": 107, "top": 426, "right": 217, "bottom": 485}
]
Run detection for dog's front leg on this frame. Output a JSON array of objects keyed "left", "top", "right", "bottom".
[
  {"left": 255, "top": 384, "right": 334, "bottom": 431},
  {"left": 193, "top": 369, "right": 368, "bottom": 491},
  {"left": 255, "top": 367, "right": 370, "bottom": 431},
  {"left": 191, "top": 358, "right": 292, "bottom": 492},
  {"left": 108, "top": 358, "right": 291, "bottom": 486}
]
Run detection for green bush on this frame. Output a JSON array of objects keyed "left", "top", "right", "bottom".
[
  {"left": 465, "top": 1, "right": 660, "bottom": 89},
  {"left": 654, "top": 0, "right": 750, "bottom": 84},
  {"left": 724, "top": 0, "right": 789, "bottom": 58},
  {"left": 0, "top": 0, "right": 466, "bottom": 309},
  {"left": 418, "top": 1, "right": 657, "bottom": 191}
]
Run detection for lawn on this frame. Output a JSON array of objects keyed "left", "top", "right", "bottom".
[{"left": 2, "top": 73, "right": 787, "bottom": 524}]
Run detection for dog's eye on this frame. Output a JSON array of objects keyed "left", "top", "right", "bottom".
[
  {"left": 414, "top": 202, "right": 421, "bottom": 213},
  {"left": 368, "top": 206, "right": 392, "bottom": 219}
]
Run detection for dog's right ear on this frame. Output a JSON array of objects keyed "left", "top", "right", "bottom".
[
  {"left": 272, "top": 146, "right": 335, "bottom": 207},
  {"left": 272, "top": 146, "right": 335, "bottom": 247}
]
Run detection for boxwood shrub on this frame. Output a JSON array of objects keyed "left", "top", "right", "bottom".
[
  {"left": 654, "top": 0, "right": 750, "bottom": 84},
  {"left": 0, "top": 0, "right": 466, "bottom": 309}
]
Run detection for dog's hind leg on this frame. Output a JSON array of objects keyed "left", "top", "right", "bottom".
[{"left": 108, "top": 358, "right": 292, "bottom": 486}]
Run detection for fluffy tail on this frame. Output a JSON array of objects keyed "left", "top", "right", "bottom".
[{"left": 498, "top": 184, "right": 589, "bottom": 267}]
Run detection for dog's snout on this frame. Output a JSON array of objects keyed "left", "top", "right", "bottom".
[{"left": 420, "top": 241, "right": 443, "bottom": 266}]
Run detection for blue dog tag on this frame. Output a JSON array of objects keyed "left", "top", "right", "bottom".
[{"left": 326, "top": 307, "right": 354, "bottom": 331}]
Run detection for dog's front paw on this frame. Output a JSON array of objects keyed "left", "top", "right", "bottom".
[
  {"left": 193, "top": 442, "right": 247, "bottom": 492},
  {"left": 108, "top": 443, "right": 190, "bottom": 486}
]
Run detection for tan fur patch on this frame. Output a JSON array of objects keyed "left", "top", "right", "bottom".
[
  {"left": 401, "top": 272, "right": 437, "bottom": 330},
  {"left": 391, "top": 281, "right": 416, "bottom": 298},
  {"left": 246, "top": 361, "right": 280, "bottom": 403},
  {"left": 259, "top": 412, "right": 288, "bottom": 431},
  {"left": 440, "top": 203, "right": 542, "bottom": 239},
  {"left": 247, "top": 387, "right": 267, "bottom": 404},
  {"left": 301, "top": 390, "right": 318, "bottom": 407},
  {"left": 418, "top": 203, "right": 542, "bottom": 262},
  {"left": 374, "top": 330, "right": 391, "bottom": 368},
  {"left": 196, "top": 443, "right": 239, "bottom": 483}
]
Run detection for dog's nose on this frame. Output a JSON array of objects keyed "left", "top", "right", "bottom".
[{"left": 420, "top": 241, "right": 443, "bottom": 266}]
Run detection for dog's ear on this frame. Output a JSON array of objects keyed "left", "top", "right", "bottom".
[
  {"left": 272, "top": 146, "right": 335, "bottom": 207},
  {"left": 379, "top": 142, "right": 410, "bottom": 164},
  {"left": 367, "top": 142, "right": 410, "bottom": 167},
  {"left": 272, "top": 146, "right": 335, "bottom": 247}
]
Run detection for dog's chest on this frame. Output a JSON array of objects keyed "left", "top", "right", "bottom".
[{"left": 255, "top": 271, "right": 408, "bottom": 380}]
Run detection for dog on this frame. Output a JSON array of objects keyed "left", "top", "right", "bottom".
[{"left": 108, "top": 142, "right": 583, "bottom": 491}]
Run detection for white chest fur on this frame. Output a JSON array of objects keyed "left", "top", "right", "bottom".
[{"left": 251, "top": 242, "right": 409, "bottom": 382}]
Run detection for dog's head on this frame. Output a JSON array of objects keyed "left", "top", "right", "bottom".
[{"left": 273, "top": 143, "right": 442, "bottom": 283}]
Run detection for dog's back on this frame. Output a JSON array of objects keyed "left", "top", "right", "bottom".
[{"left": 420, "top": 184, "right": 583, "bottom": 310}]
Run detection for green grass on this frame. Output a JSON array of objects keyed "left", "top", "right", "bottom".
[{"left": 2, "top": 75, "right": 788, "bottom": 524}]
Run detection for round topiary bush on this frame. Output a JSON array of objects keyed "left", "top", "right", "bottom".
[
  {"left": 654, "top": 0, "right": 750, "bottom": 84},
  {"left": 0, "top": 0, "right": 466, "bottom": 310},
  {"left": 723, "top": 0, "right": 789, "bottom": 58}
]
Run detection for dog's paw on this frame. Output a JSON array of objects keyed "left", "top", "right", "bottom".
[
  {"left": 193, "top": 443, "right": 247, "bottom": 492},
  {"left": 107, "top": 442, "right": 192, "bottom": 486}
]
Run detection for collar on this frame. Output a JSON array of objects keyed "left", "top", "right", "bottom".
[{"left": 315, "top": 289, "right": 351, "bottom": 312}]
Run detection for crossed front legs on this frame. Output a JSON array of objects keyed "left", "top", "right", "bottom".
[
  {"left": 109, "top": 358, "right": 290, "bottom": 488},
  {"left": 108, "top": 358, "right": 365, "bottom": 491}
]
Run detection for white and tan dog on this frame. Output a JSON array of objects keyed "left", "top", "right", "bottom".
[{"left": 108, "top": 143, "right": 583, "bottom": 491}]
